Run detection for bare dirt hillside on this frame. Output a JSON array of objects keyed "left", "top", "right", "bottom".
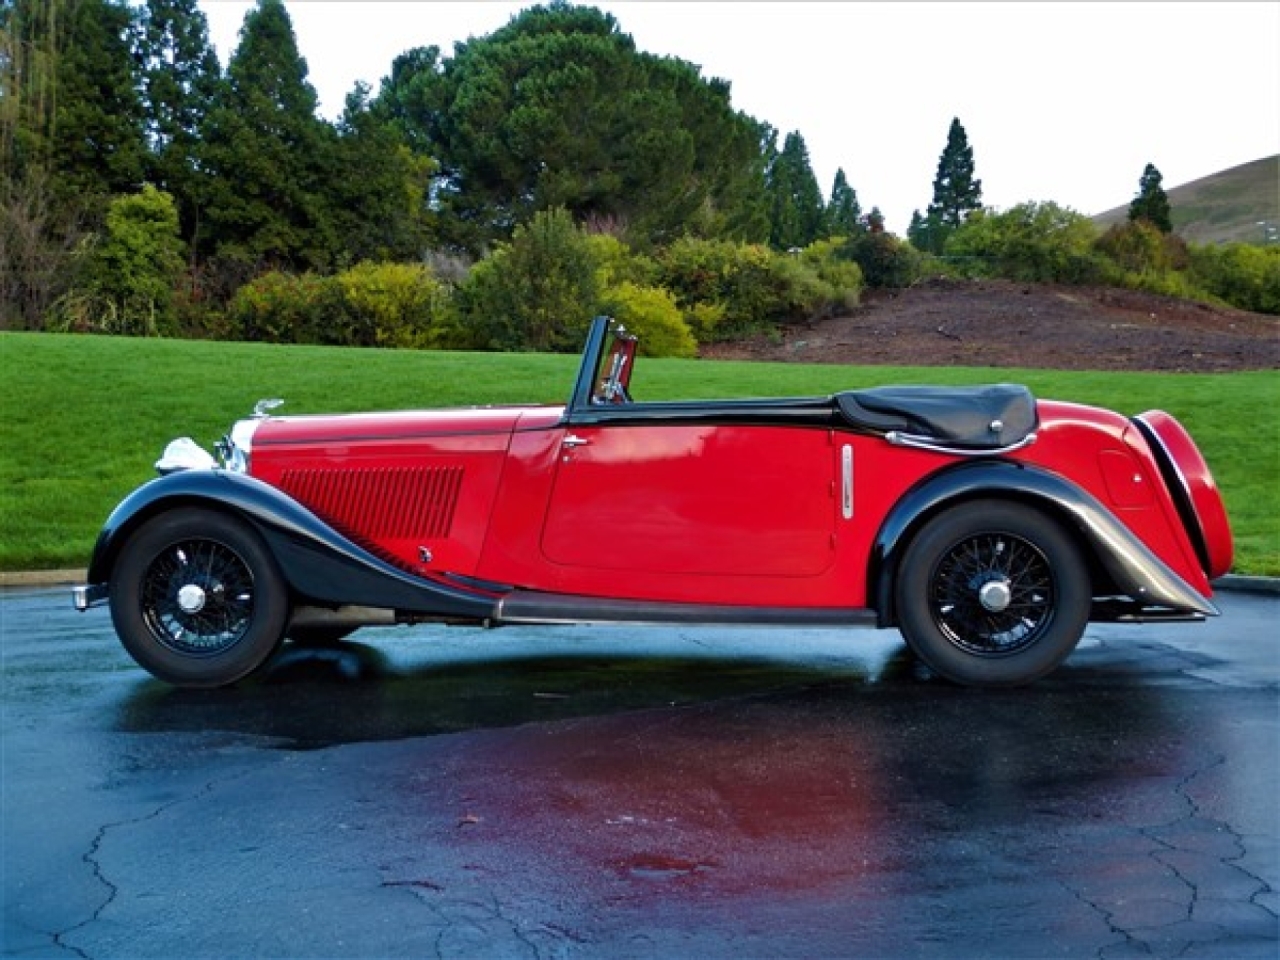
[{"left": 699, "top": 279, "right": 1279, "bottom": 373}]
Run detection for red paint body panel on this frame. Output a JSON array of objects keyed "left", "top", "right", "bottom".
[
  {"left": 251, "top": 410, "right": 523, "bottom": 574},
  {"left": 238, "top": 375, "right": 1224, "bottom": 614},
  {"left": 542, "top": 425, "right": 837, "bottom": 576}
]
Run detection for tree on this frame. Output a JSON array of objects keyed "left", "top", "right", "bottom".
[
  {"left": 330, "top": 83, "right": 434, "bottom": 263},
  {"left": 918, "top": 117, "right": 982, "bottom": 253},
  {"left": 823, "top": 168, "right": 862, "bottom": 237},
  {"left": 2, "top": 0, "right": 146, "bottom": 206},
  {"left": 766, "top": 130, "right": 824, "bottom": 250},
  {"left": 1, "top": 0, "right": 144, "bottom": 328},
  {"left": 384, "top": 2, "right": 769, "bottom": 251},
  {"left": 1128, "top": 162, "right": 1172, "bottom": 234},
  {"left": 82, "top": 185, "right": 187, "bottom": 334},
  {"left": 195, "top": 0, "right": 339, "bottom": 273},
  {"left": 134, "top": 0, "right": 222, "bottom": 245}
]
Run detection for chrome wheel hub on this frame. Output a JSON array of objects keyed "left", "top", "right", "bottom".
[
  {"left": 176, "top": 583, "right": 207, "bottom": 614},
  {"left": 978, "top": 579, "right": 1013, "bottom": 613}
]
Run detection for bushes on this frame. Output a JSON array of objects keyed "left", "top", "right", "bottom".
[
  {"left": 453, "top": 209, "right": 599, "bottom": 352},
  {"left": 655, "top": 237, "right": 861, "bottom": 336},
  {"left": 1188, "top": 243, "right": 1280, "bottom": 315},
  {"left": 842, "top": 231, "right": 921, "bottom": 289},
  {"left": 49, "top": 187, "right": 187, "bottom": 336},
  {"left": 598, "top": 282, "right": 696, "bottom": 358},
  {"left": 944, "top": 202, "right": 1102, "bottom": 284},
  {"left": 229, "top": 262, "right": 448, "bottom": 347}
]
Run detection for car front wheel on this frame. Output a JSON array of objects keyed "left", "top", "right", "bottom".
[
  {"left": 109, "top": 508, "right": 289, "bottom": 687},
  {"left": 895, "top": 500, "right": 1090, "bottom": 687}
]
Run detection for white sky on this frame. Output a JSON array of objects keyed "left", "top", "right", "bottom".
[{"left": 198, "top": 1, "right": 1280, "bottom": 235}]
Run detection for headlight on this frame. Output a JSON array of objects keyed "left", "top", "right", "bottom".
[
  {"left": 156, "top": 437, "right": 217, "bottom": 474},
  {"left": 216, "top": 418, "right": 261, "bottom": 473}
]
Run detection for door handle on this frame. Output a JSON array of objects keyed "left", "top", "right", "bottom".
[{"left": 563, "top": 434, "right": 590, "bottom": 448}]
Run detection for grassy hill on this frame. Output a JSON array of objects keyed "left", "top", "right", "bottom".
[{"left": 1092, "top": 154, "right": 1279, "bottom": 245}]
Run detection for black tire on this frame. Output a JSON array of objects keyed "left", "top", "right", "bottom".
[
  {"left": 109, "top": 508, "right": 290, "bottom": 688},
  {"left": 895, "top": 500, "right": 1090, "bottom": 687}
]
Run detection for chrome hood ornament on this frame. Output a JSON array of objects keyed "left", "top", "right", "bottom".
[{"left": 253, "top": 398, "right": 284, "bottom": 418}]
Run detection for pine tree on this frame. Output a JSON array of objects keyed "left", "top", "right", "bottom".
[
  {"left": 920, "top": 117, "right": 982, "bottom": 253},
  {"left": 195, "top": 0, "right": 339, "bottom": 271},
  {"left": 1127, "top": 162, "right": 1172, "bottom": 233},
  {"left": 766, "top": 130, "right": 824, "bottom": 250},
  {"left": 824, "top": 168, "right": 862, "bottom": 237},
  {"left": 135, "top": 0, "right": 222, "bottom": 245}
]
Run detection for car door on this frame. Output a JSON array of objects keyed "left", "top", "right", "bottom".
[{"left": 540, "top": 421, "right": 838, "bottom": 578}]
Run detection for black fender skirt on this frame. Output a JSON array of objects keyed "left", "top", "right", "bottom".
[
  {"left": 869, "top": 460, "right": 1219, "bottom": 627},
  {"left": 85, "top": 470, "right": 497, "bottom": 620}
]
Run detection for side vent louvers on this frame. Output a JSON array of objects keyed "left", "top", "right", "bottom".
[{"left": 279, "top": 466, "right": 463, "bottom": 541}]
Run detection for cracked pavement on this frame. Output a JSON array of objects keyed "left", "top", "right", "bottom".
[{"left": 2, "top": 587, "right": 1276, "bottom": 958}]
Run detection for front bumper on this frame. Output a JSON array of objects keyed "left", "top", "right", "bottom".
[{"left": 73, "top": 584, "right": 108, "bottom": 611}]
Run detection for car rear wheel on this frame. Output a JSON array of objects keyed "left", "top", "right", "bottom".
[
  {"left": 895, "top": 500, "right": 1090, "bottom": 687},
  {"left": 109, "top": 508, "right": 289, "bottom": 688}
]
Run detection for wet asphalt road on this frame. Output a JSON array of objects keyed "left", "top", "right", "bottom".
[{"left": 2, "top": 586, "right": 1277, "bottom": 959}]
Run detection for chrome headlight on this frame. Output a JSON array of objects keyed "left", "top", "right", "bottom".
[
  {"left": 156, "top": 437, "right": 217, "bottom": 475},
  {"left": 216, "top": 418, "right": 261, "bottom": 473}
]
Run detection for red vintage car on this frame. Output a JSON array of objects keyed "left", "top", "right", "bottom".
[{"left": 75, "top": 317, "right": 1233, "bottom": 688}]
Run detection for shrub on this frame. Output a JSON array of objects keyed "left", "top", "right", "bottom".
[
  {"left": 655, "top": 237, "right": 857, "bottom": 335},
  {"left": 599, "top": 282, "right": 697, "bottom": 358},
  {"left": 1188, "top": 242, "right": 1280, "bottom": 316},
  {"left": 682, "top": 300, "right": 727, "bottom": 340},
  {"left": 799, "top": 238, "right": 863, "bottom": 312},
  {"left": 454, "top": 208, "right": 599, "bottom": 352},
  {"left": 584, "top": 232, "right": 657, "bottom": 289},
  {"left": 65, "top": 187, "right": 187, "bottom": 336},
  {"left": 842, "top": 231, "right": 922, "bottom": 289},
  {"left": 945, "top": 202, "right": 1100, "bottom": 283},
  {"left": 336, "top": 261, "right": 449, "bottom": 348},
  {"left": 1094, "top": 220, "right": 1187, "bottom": 275},
  {"left": 227, "top": 271, "right": 345, "bottom": 344}
]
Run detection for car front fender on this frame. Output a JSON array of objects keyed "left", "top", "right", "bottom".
[
  {"left": 84, "top": 470, "right": 497, "bottom": 619},
  {"left": 869, "top": 460, "right": 1219, "bottom": 627}
]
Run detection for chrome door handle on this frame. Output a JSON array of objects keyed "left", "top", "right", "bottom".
[{"left": 563, "top": 434, "right": 590, "bottom": 448}]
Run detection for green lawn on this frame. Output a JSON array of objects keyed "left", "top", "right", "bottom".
[{"left": 2, "top": 332, "right": 1276, "bottom": 575}]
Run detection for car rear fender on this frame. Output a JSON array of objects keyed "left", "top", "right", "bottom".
[
  {"left": 84, "top": 470, "right": 496, "bottom": 619},
  {"left": 869, "top": 460, "right": 1219, "bottom": 627}
]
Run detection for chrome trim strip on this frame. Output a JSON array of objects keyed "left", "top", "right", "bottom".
[
  {"left": 841, "top": 444, "right": 854, "bottom": 519},
  {"left": 885, "top": 431, "right": 1037, "bottom": 457}
]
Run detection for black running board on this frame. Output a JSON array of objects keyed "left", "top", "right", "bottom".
[{"left": 494, "top": 590, "right": 878, "bottom": 628}]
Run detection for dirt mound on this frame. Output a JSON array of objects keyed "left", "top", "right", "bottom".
[{"left": 700, "top": 279, "right": 1279, "bottom": 373}]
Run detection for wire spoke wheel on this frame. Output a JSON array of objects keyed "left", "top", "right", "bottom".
[
  {"left": 140, "top": 537, "right": 256, "bottom": 657},
  {"left": 895, "top": 501, "right": 1090, "bottom": 687},
  {"left": 110, "top": 508, "right": 289, "bottom": 687},
  {"left": 930, "top": 532, "right": 1054, "bottom": 657}
]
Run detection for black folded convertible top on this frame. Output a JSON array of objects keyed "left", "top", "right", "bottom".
[{"left": 835, "top": 384, "right": 1038, "bottom": 449}]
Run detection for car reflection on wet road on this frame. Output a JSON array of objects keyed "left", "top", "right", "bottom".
[{"left": 3, "top": 586, "right": 1277, "bottom": 958}]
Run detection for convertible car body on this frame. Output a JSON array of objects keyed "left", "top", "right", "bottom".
[{"left": 75, "top": 317, "right": 1233, "bottom": 688}]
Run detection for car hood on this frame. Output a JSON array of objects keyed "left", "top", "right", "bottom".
[{"left": 252, "top": 405, "right": 564, "bottom": 449}]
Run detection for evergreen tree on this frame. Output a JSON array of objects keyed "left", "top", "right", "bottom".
[
  {"left": 824, "top": 168, "right": 862, "bottom": 237},
  {"left": 766, "top": 130, "right": 824, "bottom": 250},
  {"left": 331, "top": 82, "right": 434, "bottom": 262},
  {"left": 3, "top": 0, "right": 146, "bottom": 204},
  {"left": 919, "top": 117, "right": 982, "bottom": 253},
  {"left": 195, "top": 0, "right": 339, "bottom": 271},
  {"left": 1128, "top": 162, "right": 1172, "bottom": 233},
  {"left": 135, "top": 0, "right": 222, "bottom": 245},
  {"left": 384, "top": 2, "right": 769, "bottom": 251},
  {"left": 907, "top": 209, "right": 943, "bottom": 251}
]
